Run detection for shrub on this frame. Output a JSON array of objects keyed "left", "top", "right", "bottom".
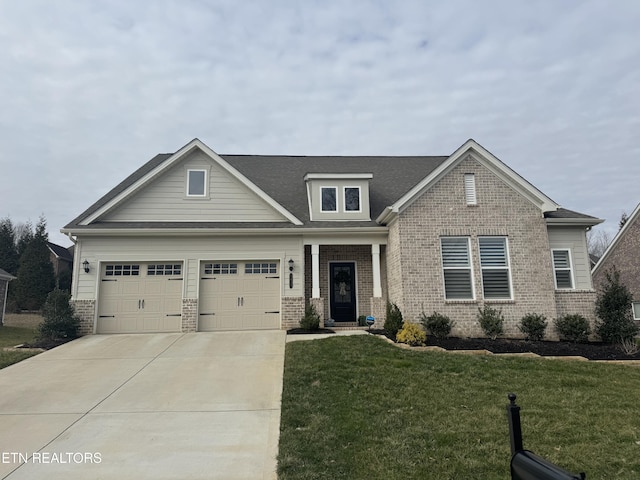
[
  {"left": 38, "top": 288, "right": 80, "bottom": 340},
  {"left": 595, "top": 268, "right": 638, "bottom": 344},
  {"left": 357, "top": 315, "right": 367, "bottom": 327},
  {"left": 477, "top": 306, "right": 504, "bottom": 340},
  {"left": 554, "top": 314, "right": 591, "bottom": 343},
  {"left": 396, "top": 322, "right": 426, "bottom": 346},
  {"left": 518, "top": 313, "right": 548, "bottom": 341},
  {"left": 420, "top": 311, "right": 453, "bottom": 338},
  {"left": 299, "top": 304, "right": 320, "bottom": 331},
  {"left": 384, "top": 303, "right": 404, "bottom": 339}
]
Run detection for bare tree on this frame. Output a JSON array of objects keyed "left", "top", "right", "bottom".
[{"left": 587, "top": 228, "right": 613, "bottom": 259}]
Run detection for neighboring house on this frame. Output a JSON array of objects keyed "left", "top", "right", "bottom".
[
  {"left": 47, "top": 241, "right": 74, "bottom": 277},
  {"left": 61, "top": 139, "right": 602, "bottom": 337},
  {"left": 592, "top": 202, "right": 640, "bottom": 322},
  {"left": 0, "top": 268, "right": 16, "bottom": 325}
]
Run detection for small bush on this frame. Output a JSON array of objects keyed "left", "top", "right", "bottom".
[
  {"left": 477, "top": 306, "right": 504, "bottom": 340},
  {"left": 384, "top": 303, "right": 404, "bottom": 339},
  {"left": 420, "top": 311, "right": 454, "bottom": 338},
  {"left": 38, "top": 288, "right": 80, "bottom": 340},
  {"left": 300, "top": 304, "right": 320, "bottom": 331},
  {"left": 357, "top": 315, "right": 367, "bottom": 327},
  {"left": 396, "top": 322, "right": 426, "bottom": 346},
  {"left": 518, "top": 313, "right": 548, "bottom": 341},
  {"left": 554, "top": 314, "right": 591, "bottom": 343}
]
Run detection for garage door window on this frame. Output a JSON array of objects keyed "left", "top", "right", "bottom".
[
  {"left": 148, "top": 264, "right": 181, "bottom": 276},
  {"left": 245, "top": 263, "right": 277, "bottom": 274},
  {"left": 105, "top": 264, "right": 140, "bottom": 276},
  {"left": 204, "top": 263, "right": 238, "bottom": 275}
]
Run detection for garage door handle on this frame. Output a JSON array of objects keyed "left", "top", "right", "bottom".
[
  {"left": 265, "top": 311, "right": 280, "bottom": 314},
  {"left": 199, "top": 313, "right": 215, "bottom": 316},
  {"left": 168, "top": 278, "right": 183, "bottom": 281},
  {"left": 142, "top": 299, "right": 145, "bottom": 309},
  {"left": 265, "top": 276, "right": 279, "bottom": 279},
  {"left": 138, "top": 299, "right": 141, "bottom": 309},
  {"left": 166, "top": 314, "right": 182, "bottom": 317},
  {"left": 99, "top": 315, "right": 115, "bottom": 318},
  {"left": 102, "top": 279, "right": 117, "bottom": 282}
]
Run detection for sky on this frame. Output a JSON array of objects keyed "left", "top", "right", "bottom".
[{"left": 0, "top": 0, "right": 638, "bottom": 248}]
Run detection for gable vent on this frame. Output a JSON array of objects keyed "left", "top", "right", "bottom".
[{"left": 464, "top": 173, "right": 477, "bottom": 205}]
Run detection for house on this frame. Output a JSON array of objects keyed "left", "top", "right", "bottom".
[
  {"left": 592, "top": 202, "right": 640, "bottom": 322},
  {"left": 0, "top": 268, "right": 16, "bottom": 325},
  {"left": 61, "top": 138, "right": 602, "bottom": 337},
  {"left": 47, "top": 241, "right": 74, "bottom": 277}
]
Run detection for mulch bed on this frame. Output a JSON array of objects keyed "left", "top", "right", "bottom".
[
  {"left": 20, "top": 338, "right": 74, "bottom": 350},
  {"left": 287, "top": 328, "right": 336, "bottom": 335}
]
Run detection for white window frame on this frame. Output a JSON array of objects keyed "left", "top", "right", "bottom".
[
  {"left": 343, "top": 186, "right": 362, "bottom": 213},
  {"left": 464, "top": 173, "right": 477, "bottom": 206},
  {"left": 632, "top": 302, "right": 640, "bottom": 321},
  {"left": 320, "top": 186, "right": 338, "bottom": 212},
  {"left": 551, "top": 249, "right": 575, "bottom": 290},
  {"left": 440, "top": 237, "right": 475, "bottom": 300},
  {"left": 478, "top": 237, "right": 513, "bottom": 300},
  {"left": 186, "top": 169, "right": 208, "bottom": 197}
]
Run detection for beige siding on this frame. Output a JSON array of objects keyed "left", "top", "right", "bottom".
[
  {"left": 101, "top": 150, "right": 288, "bottom": 223},
  {"left": 547, "top": 226, "right": 593, "bottom": 290},
  {"left": 73, "top": 235, "right": 304, "bottom": 301},
  {"left": 307, "top": 179, "right": 371, "bottom": 221}
]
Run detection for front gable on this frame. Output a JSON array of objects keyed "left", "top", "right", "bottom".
[{"left": 78, "top": 139, "right": 302, "bottom": 226}]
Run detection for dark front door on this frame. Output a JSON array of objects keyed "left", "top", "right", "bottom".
[{"left": 330, "top": 262, "right": 356, "bottom": 322}]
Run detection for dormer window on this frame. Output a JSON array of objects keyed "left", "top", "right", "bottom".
[
  {"left": 321, "top": 187, "right": 337, "bottom": 212},
  {"left": 187, "top": 169, "right": 207, "bottom": 197},
  {"left": 344, "top": 187, "right": 361, "bottom": 212}
]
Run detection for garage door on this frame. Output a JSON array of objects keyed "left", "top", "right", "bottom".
[
  {"left": 97, "top": 263, "right": 183, "bottom": 334},
  {"left": 199, "top": 261, "right": 280, "bottom": 331}
]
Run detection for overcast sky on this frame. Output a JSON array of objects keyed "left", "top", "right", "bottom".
[{"left": 1, "top": 0, "right": 638, "bottom": 247}]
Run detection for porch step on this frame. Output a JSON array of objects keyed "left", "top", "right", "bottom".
[{"left": 327, "top": 323, "right": 370, "bottom": 331}]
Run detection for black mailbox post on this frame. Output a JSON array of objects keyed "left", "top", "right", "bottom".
[{"left": 507, "top": 393, "right": 586, "bottom": 480}]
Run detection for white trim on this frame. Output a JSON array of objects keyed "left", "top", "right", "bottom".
[
  {"left": 551, "top": 248, "right": 575, "bottom": 290},
  {"left": 328, "top": 260, "right": 358, "bottom": 321},
  {"left": 343, "top": 186, "right": 362, "bottom": 213},
  {"left": 478, "top": 236, "right": 513, "bottom": 300},
  {"left": 63, "top": 226, "right": 390, "bottom": 237},
  {"left": 306, "top": 181, "right": 314, "bottom": 221},
  {"left": 311, "top": 244, "right": 320, "bottom": 298},
  {"left": 372, "top": 244, "right": 382, "bottom": 298},
  {"left": 186, "top": 168, "right": 208, "bottom": 198},
  {"left": 320, "top": 186, "right": 338, "bottom": 212},
  {"left": 593, "top": 202, "right": 640, "bottom": 275},
  {"left": 80, "top": 138, "right": 303, "bottom": 226},
  {"left": 304, "top": 173, "right": 373, "bottom": 180}
]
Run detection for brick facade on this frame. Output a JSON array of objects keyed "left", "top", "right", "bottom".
[
  {"left": 282, "top": 296, "right": 305, "bottom": 329},
  {"left": 71, "top": 299, "right": 96, "bottom": 335},
  {"left": 554, "top": 290, "right": 597, "bottom": 338},
  {"left": 385, "top": 155, "right": 594, "bottom": 338},
  {"left": 181, "top": 298, "right": 198, "bottom": 332}
]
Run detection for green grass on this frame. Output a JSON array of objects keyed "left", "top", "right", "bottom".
[
  {"left": 0, "top": 326, "right": 40, "bottom": 368},
  {"left": 278, "top": 335, "right": 640, "bottom": 480}
]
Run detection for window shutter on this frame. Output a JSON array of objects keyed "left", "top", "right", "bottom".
[{"left": 464, "top": 173, "right": 477, "bottom": 205}]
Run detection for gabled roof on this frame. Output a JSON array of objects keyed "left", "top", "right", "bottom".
[
  {"left": 47, "top": 242, "right": 74, "bottom": 261},
  {"left": 0, "top": 268, "right": 16, "bottom": 281},
  {"left": 63, "top": 138, "right": 598, "bottom": 233},
  {"left": 592, "top": 202, "right": 640, "bottom": 275}
]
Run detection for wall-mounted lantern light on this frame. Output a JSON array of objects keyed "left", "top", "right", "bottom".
[
  {"left": 82, "top": 259, "right": 90, "bottom": 273},
  {"left": 288, "top": 258, "right": 294, "bottom": 289},
  {"left": 288, "top": 258, "right": 294, "bottom": 272}
]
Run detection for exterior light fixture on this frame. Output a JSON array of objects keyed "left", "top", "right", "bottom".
[
  {"left": 82, "top": 259, "right": 90, "bottom": 273},
  {"left": 288, "top": 258, "right": 294, "bottom": 272},
  {"left": 288, "top": 259, "right": 294, "bottom": 289}
]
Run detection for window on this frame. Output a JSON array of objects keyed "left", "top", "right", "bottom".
[
  {"left": 633, "top": 303, "right": 640, "bottom": 321},
  {"left": 479, "top": 237, "right": 512, "bottom": 299},
  {"left": 552, "top": 249, "right": 573, "bottom": 289},
  {"left": 321, "top": 187, "right": 337, "bottom": 212},
  {"left": 245, "top": 263, "right": 277, "bottom": 274},
  {"left": 464, "top": 173, "right": 477, "bottom": 205},
  {"left": 441, "top": 237, "right": 474, "bottom": 299},
  {"left": 187, "top": 169, "right": 206, "bottom": 197},
  {"left": 105, "top": 264, "right": 140, "bottom": 276},
  {"left": 148, "top": 264, "right": 181, "bottom": 276},
  {"left": 204, "top": 263, "right": 237, "bottom": 275},
  {"left": 344, "top": 187, "right": 361, "bottom": 212}
]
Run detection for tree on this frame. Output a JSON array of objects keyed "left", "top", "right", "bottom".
[
  {"left": 619, "top": 212, "right": 629, "bottom": 231},
  {"left": 0, "top": 217, "right": 18, "bottom": 275},
  {"left": 586, "top": 228, "right": 612, "bottom": 259},
  {"left": 13, "top": 216, "right": 55, "bottom": 311},
  {"left": 15, "top": 221, "right": 34, "bottom": 260},
  {"left": 38, "top": 288, "right": 80, "bottom": 340},
  {"left": 595, "top": 267, "right": 637, "bottom": 344}
]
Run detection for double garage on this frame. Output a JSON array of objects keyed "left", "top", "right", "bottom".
[{"left": 96, "top": 260, "right": 281, "bottom": 334}]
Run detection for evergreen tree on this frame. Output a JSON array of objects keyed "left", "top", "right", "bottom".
[
  {"left": 595, "top": 267, "right": 637, "bottom": 343},
  {"left": 0, "top": 217, "right": 18, "bottom": 275},
  {"left": 15, "top": 221, "right": 34, "bottom": 260},
  {"left": 13, "top": 216, "right": 55, "bottom": 310}
]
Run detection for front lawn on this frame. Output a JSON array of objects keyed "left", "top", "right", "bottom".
[
  {"left": 0, "top": 326, "right": 41, "bottom": 369},
  {"left": 278, "top": 335, "right": 640, "bottom": 479}
]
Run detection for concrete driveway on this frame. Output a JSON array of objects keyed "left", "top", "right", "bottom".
[{"left": 0, "top": 331, "right": 286, "bottom": 480}]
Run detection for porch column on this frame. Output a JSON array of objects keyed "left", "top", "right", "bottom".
[
  {"left": 312, "top": 244, "right": 320, "bottom": 298},
  {"left": 372, "top": 243, "right": 382, "bottom": 297}
]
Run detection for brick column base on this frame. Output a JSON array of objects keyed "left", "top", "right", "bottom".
[
  {"left": 282, "top": 297, "right": 305, "bottom": 330},
  {"left": 182, "top": 298, "right": 198, "bottom": 332},
  {"left": 71, "top": 299, "right": 96, "bottom": 336}
]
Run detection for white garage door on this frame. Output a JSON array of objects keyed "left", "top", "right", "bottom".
[
  {"left": 199, "top": 261, "right": 280, "bottom": 331},
  {"left": 97, "top": 263, "right": 183, "bottom": 334}
]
